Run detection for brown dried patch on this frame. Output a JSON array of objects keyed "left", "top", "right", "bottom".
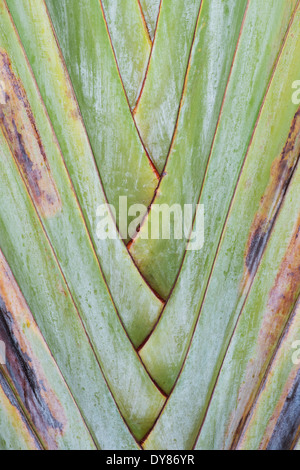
[
  {"left": 0, "top": 50, "right": 61, "bottom": 218},
  {"left": 0, "top": 250, "right": 66, "bottom": 449},
  {"left": 229, "top": 218, "right": 300, "bottom": 448},
  {"left": 259, "top": 221, "right": 300, "bottom": 353},
  {"left": 244, "top": 108, "right": 300, "bottom": 284}
]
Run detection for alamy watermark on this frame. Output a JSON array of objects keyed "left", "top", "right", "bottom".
[
  {"left": 0, "top": 80, "right": 6, "bottom": 105},
  {"left": 0, "top": 340, "right": 5, "bottom": 365},
  {"left": 292, "top": 340, "right": 300, "bottom": 365},
  {"left": 96, "top": 197, "right": 204, "bottom": 251},
  {"left": 292, "top": 81, "right": 300, "bottom": 105}
]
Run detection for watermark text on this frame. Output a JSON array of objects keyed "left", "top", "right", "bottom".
[
  {"left": 292, "top": 80, "right": 300, "bottom": 105},
  {"left": 0, "top": 340, "right": 5, "bottom": 365},
  {"left": 292, "top": 340, "right": 300, "bottom": 365},
  {"left": 0, "top": 80, "right": 6, "bottom": 105},
  {"left": 96, "top": 197, "right": 204, "bottom": 251}
]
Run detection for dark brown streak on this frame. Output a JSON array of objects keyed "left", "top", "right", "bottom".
[
  {"left": 0, "top": 371, "right": 42, "bottom": 449},
  {"left": 0, "top": 50, "right": 61, "bottom": 219},
  {"left": 245, "top": 108, "right": 300, "bottom": 280},
  {"left": 266, "top": 370, "right": 300, "bottom": 450},
  {"left": 235, "top": 296, "right": 300, "bottom": 450},
  {"left": 0, "top": 295, "right": 63, "bottom": 449}
]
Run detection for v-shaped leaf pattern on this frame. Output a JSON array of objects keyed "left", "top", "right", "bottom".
[
  {"left": 139, "top": 0, "right": 161, "bottom": 41},
  {"left": 0, "top": 0, "right": 300, "bottom": 451},
  {"left": 45, "top": 0, "right": 159, "bottom": 236},
  {"left": 133, "top": 0, "right": 202, "bottom": 173},
  {"left": 101, "top": 0, "right": 152, "bottom": 110},
  {"left": 130, "top": 0, "right": 248, "bottom": 299}
]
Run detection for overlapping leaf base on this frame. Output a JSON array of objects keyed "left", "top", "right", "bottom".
[{"left": 0, "top": 0, "right": 299, "bottom": 450}]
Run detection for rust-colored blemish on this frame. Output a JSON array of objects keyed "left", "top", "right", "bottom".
[
  {"left": 127, "top": 238, "right": 134, "bottom": 250},
  {"left": 0, "top": 250, "right": 66, "bottom": 449},
  {"left": 229, "top": 218, "right": 300, "bottom": 448},
  {"left": 243, "top": 108, "right": 300, "bottom": 285},
  {"left": 253, "top": 220, "right": 300, "bottom": 363},
  {"left": 0, "top": 50, "right": 61, "bottom": 218}
]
